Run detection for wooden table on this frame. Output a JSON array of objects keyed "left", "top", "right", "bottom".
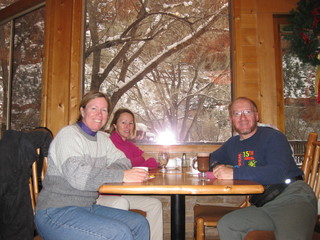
[{"left": 99, "top": 168, "right": 264, "bottom": 240}]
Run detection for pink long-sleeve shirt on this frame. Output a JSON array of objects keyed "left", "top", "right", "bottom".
[{"left": 110, "top": 131, "right": 159, "bottom": 169}]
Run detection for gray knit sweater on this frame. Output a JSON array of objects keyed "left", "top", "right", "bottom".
[{"left": 36, "top": 124, "right": 131, "bottom": 211}]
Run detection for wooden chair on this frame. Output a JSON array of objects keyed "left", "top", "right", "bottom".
[
  {"left": 194, "top": 196, "right": 250, "bottom": 240},
  {"left": 29, "top": 151, "right": 147, "bottom": 239},
  {"left": 244, "top": 132, "right": 320, "bottom": 240},
  {"left": 193, "top": 132, "right": 319, "bottom": 240},
  {"left": 29, "top": 149, "right": 47, "bottom": 213},
  {"left": 28, "top": 149, "right": 47, "bottom": 239}
]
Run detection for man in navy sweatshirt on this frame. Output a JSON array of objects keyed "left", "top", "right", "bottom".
[{"left": 210, "top": 97, "right": 317, "bottom": 240}]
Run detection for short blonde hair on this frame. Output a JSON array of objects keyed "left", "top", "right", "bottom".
[{"left": 77, "top": 91, "right": 111, "bottom": 122}]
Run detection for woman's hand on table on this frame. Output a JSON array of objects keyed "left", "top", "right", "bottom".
[
  {"left": 213, "top": 164, "right": 234, "bottom": 179},
  {"left": 123, "top": 168, "right": 149, "bottom": 182}
]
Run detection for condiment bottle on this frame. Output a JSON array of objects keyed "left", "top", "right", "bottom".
[{"left": 181, "top": 153, "right": 187, "bottom": 167}]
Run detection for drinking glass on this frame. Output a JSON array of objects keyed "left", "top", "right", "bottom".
[
  {"left": 158, "top": 151, "right": 170, "bottom": 172},
  {"left": 193, "top": 153, "right": 210, "bottom": 180}
]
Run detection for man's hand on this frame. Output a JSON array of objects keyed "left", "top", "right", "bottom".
[
  {"left": 123, "top": 168, "right": 149, "bottom": 182},
  {"left": 213, "top": 165, "right": 234, "bottom": 179}
]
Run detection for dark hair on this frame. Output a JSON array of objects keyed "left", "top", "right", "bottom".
[
  {"left": 77, "top": 91, "right": 111, "bottom": 122},
  {"left": 228, "top": 97, "right": 258, "bottom": 116},
  {"left": 108, "top": 108, "right": 136, "bottom": 139}
]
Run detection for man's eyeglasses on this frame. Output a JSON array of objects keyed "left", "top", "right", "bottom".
[{"left": 232, "top": 109, "right": 255, "bottom": 118}]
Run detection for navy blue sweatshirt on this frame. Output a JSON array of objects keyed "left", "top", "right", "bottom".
[{"left": 209, "top": 127, "right": 303, "bottom": 185}]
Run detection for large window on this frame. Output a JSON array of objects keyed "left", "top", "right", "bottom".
[
  {"left": 0, "top": 2, "right": 45, "bottom": 136},
  {"left": 273, "top": 18, "right": 320, "bottom": 165},
  {"left": 84, "top": 0, "right": 232, "bottom": 143},
  {"left": 0, "top": 0, "right": 19, "bottom": 10},
  {"left": 280, "top": 24, "right": 319, "bottom": 140}
]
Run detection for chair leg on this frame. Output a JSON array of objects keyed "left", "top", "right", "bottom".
[{"left": 195, "top": 218, "right": 205, "bottom": 240}]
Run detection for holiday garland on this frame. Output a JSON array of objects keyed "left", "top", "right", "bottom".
[{"left": 286, "top": 0, "right": 320, "bottom": 66}]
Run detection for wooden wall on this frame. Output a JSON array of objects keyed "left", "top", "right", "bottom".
[
  {"left": 0, "top": 0, "right": 299, "bottom": 134},
  {"left": 41, "top": 0, "right": 84, "bottom": 135},
  {"left": 232, "top": 0, "right": 298, "bottom": 132}
]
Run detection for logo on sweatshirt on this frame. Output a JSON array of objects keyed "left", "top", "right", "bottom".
[{"left": 237, "top": 150, "right": 256, "bottom": 167}]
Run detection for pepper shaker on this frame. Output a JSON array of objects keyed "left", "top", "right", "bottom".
[{"left": 181, "top": 153, "right": 187, "bottom": 167}]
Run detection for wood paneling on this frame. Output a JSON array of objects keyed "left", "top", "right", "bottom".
[
  {"left": 69, "top": 0, "right": 84, "bottom": 124},
  {"left": 138, "top": 144, "right": 221, "bottom": 155},
  {"left": 239, "top": 28, "right": 258, "bottom": 45},
  {"left": 241, "top": 63, "right": 259, "bottom": 80},
  {"left": 240, "top": 13, "right": 257, "bottom": 29},
  {"left": 41, "top": 0, "right": 84, "bottom": 135},
  {"left": 232, "top": 0, "right": 298, "bottom": 131},
  {"left": 235, "top": 0, "right": 257, "bottom": 11},
  {"left": 273, "top": 16, "right": 290, "bottom": 132}
]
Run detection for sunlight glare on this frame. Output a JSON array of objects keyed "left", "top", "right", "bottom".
[{"left": 156, "top": 130, "right": 176, "bottom": 145}]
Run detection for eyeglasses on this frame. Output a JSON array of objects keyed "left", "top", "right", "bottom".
[{"left": 232, "top": 109, "right": 255, "bottom": 118}]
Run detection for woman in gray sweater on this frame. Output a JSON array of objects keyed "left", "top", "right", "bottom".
[{"left": 35, "top": 91, "right": 150, "bottom": 240}]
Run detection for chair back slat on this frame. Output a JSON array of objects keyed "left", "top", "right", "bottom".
[
  {"left": 311, "top": 142, "right": 320, "bottom": 199},
  {"left": 30, "top": 148, "right": 48, "bottom": 213},
  {"left": 301, "top": 132, "right": 318, "bottom": 183},
  {"left": 29, "top": 178, "right": 36, "bottom": 212},
  {"left": 41, "top": 156, "right": 47, "bottom": 181},
  {"left": 32, "top": 159, "right": 39, "bottom": 201}
]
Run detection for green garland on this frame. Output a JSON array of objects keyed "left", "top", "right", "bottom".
[{"left": 286, "top": 0, "right": 320, "bottom": 66}]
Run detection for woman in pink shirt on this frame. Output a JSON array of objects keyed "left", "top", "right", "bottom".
[
  {"left": 109, "top": 108, "right": 159, "bottom": 169},
  {"left": 96, "top": 108, "right": 162, "bottom": 240}
]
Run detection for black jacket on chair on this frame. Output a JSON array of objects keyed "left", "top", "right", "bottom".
[{"left": 0, "top": 129, "right": 52, "bottom": 240}]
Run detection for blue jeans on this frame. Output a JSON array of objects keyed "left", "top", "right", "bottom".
[{"left": 34, "top": 205, "right": 150, "bottom": 240}]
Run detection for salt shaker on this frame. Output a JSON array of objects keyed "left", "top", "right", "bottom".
[{"left": 181, "top": 153, "right": 187, "bottom": 167}]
